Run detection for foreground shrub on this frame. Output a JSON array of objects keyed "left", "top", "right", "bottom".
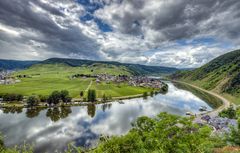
[{"left": 91, "top": 113, "right": 224, "bottom": 153}]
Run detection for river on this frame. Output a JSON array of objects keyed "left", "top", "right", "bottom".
[{"left": 0, "top": 82, "right": 222, "bottom": 153}]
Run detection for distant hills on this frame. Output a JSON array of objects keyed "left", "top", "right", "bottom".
[
  {"left": 0, "top": 58, "right": 178, "bottom": 75},
  {"left": 0, "top": 59, "right": 38, "bottom": 70},
  {"left": 171, "top": 49, "right": 240, "bottom": 104},
  {"left": 42, "top": 58, "right": 178, "bottom": 75}
]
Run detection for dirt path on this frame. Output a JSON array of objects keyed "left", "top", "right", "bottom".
[
  {"left": 173, "top": 81, "right": 231, "bottom": 117},
  {"left": 85, "top": 80, "right": 93, "bottom": 91}
]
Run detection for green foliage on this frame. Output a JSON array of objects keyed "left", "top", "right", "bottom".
[
  {"left": 143, "top": 92, "right": 148, "bottom": 99},
  {"left": 48, "top": 90, "right": 61, "bottom": 105},
  {"left": 0, "top": 64, "right": 154, "bottom": 99},
  {"left": 171, "top": 49, "right": 240, "bottom": 102},
  {"left": 2, "top": 93, "right": 23, "bottom": 102},
  {"left": 0, "top": 134, "right": 33, "bottom": 153},
  {"left": 48, "top": 90, "right": 72, "bottom": 105},
  {"left": 91, "top": 113, "right": 220, "bottom": 153},
  {"left": 27, "top": 95, "right": 40, "bottom": 107},
  {"left": 80, "top": 91, "right": 84, "bottom": 97},
  {"left": 219, "top": 105, "right": 237, "bottom": 119},
  {"left": 88, "top": 90, "right": 96, "bottom": 102},
  {"left": 224, "top": 107, "right": 240, "bottom": 146},
  {"left": 226, "top": 119, "right": 240, "bottom": 146},
  {"left": 60, "top": 90, "right": 71, "bottom": 103},
  {"left": 38, "top": 95, "right": 48, "bottom": 102},
  {"left": 102, "top": 94, "right": 107, "bottom": 102},
  {"left": 0, "top": 135, "right": 4, "bottom": 152},
  {"left": 43, "top": 58, "right": 177, "bottom": 75}
]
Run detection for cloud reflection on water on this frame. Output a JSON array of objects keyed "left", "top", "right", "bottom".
[{"left": 0, "top": 82, "right": 213, "bottom": 152}]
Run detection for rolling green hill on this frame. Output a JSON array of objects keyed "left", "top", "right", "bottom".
[
  {"left": 42, "top": 58, "right": 178, "bottom": 75},
  {"left": 0, "top": 58, "right": 178, "bottom": 75},
  {"left": 0, "top": 58, "right": 175, "bottom": 98},
  {"left": 171, "top": 49, "right": 240, "bottom": 104},
  {"left": 0, "top": 63, "right": 152, "bottom": 98}
]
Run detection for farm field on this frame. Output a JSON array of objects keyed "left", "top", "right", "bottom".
[{"left": 0, "top": 63, "right": 151, "bottom": 98}]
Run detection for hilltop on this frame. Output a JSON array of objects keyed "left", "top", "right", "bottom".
[
  {"left": 171, "top": 49, "right": 240, "bottom": 104},
  {"left": 0, "top": 58, "right": 178, "bottom": 75},
  {"left": 42, "top": 58, "right": 178, "bottom": 75}
]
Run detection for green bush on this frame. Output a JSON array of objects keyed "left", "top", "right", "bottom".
[
  {"left": 91, "top": 113, "right": 221, "bottom": 153},
  {"left": 2, "top": 93, "right": 23, "bottom": 102},
  {"left": 27, "top": 95, "right": 40, "bottom": 107},
  {"left": 219, "top": 105, "right": 237, "bottom": 119}
]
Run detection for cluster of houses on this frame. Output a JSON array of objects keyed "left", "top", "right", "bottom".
[
  {"left": 72, "top": 74, "right": 165, "bottom": 89},
  {"left": 96, "top": 74, "right": 165, "bottom": 89},
  {"left": 0, "top": 70, "right": 21, "bottom": 85},
  {"left": 127, "top": 76, "right": 164, "bottom": 89},
  {"left": 195, "top": 115, "right": 238, "bottom": 134}
]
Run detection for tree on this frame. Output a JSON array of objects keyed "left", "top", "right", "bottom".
[
  {"left": 2, "top": 93, "right": 23, "bottom": 102},
  {"left": 88, "top": 90, "right": 96, "bottom": 102},
  {"left": 48, "top": 91, "right": 61, "bottom": 105},
  {"left": 92, "top": 113, "right": 220, "bottom": 153},
  {"left": 16, "top": 94, "right": 23, "bottom": 101},
  {"left": 102, "top": 94, "right": 107, "bottom": 102},
  {"left": 143, "top": 92, "right": 148, "bottom": 99},
  {"left": 80, "top": 91, "right": 84, "bottom": 97},
  {"left": 227, "top": 119, "right": 240, "bottom": 146},
  {"left": 39, "top": 95, "right": 48, "bottom": 102},
  {"left": 60, "top": 90, "right": 71, "bottom": 103},
  {"left": 27, "top": 96, "right": 39, "bottom": 107},
  {"left": 219, "top": 105, "right": 236, "bottom": 119}
]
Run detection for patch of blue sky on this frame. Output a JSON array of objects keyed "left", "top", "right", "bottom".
[
  {"left": 176, "top": 37, "right": 216, "bottom": 46},
  {"left": 176, "top": 37, "right": 233, "bottom": 48},
  {"left": 77, "top": 0, "right": 112, "bottom": 32},
  {"left": 77, "top": 0, "right": 103, "bottom": 13}
]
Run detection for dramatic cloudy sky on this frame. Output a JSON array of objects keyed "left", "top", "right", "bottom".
[{"left": 0, "top": 0, "right": 240, "bottom": 68}]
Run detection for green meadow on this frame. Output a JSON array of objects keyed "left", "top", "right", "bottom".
[{"left": 0, "top": 63, "right": 151, "bottom": 98}]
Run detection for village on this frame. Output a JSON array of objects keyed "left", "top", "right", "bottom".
[
  {"left": 71, "top": 74, "right": 165, "bottom": 89},
  {"left": 194, "top": 114, "right": 238, "bottom": 134},
  {"left": 0, "top": 70, "right": 21, "bottom": 85}
]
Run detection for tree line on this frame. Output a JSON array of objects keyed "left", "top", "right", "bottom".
[{"left": 26, "top": 90, "right": 72, "bottom": 107}]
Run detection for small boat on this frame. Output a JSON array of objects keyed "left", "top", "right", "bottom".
[{"left": 199, "top": 106, "right": 207, "bottom": 111}]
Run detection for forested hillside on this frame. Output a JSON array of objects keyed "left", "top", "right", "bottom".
[
  {"left": 42, "top": 58, "right": 178, "bottom": 75},
  {"left": 171, "top": 49, "right": 240, "bottom": 104}
]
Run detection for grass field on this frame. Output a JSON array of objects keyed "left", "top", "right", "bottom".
[{"left": 0, "top": 63, "right": 151, "bottom": 98}]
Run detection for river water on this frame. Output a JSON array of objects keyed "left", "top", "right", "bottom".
[{"left": 0, "top": 82, "right": 222, "bottom": 152}]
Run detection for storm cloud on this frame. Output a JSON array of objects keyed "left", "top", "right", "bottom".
[{"left": 0, "top": 0, "right": 240, "bottom": 68}]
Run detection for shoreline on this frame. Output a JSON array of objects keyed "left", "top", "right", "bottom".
[
  {"left": 0, "top": 93, "right": 154, "bottom": 108},
  {"left": 1, "top": 80, "right": 230, "bottom": 113},
  {"left": 172, "top": 80, "right": 231, "bottom": 117}
]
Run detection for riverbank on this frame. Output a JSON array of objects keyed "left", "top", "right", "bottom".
[
  {"left": 0, "top": 90, "right": 163, "bottom": 108},
  {"left": 172, "top": 80, "right": 231, "bottom": 117}
]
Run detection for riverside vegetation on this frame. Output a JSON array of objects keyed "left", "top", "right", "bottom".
[
  {"left": 171, "top": 49, "right": 240, "bottom": 104},
  {"left": 1, "top": 108, "right": 240, "bottom": 153}
]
